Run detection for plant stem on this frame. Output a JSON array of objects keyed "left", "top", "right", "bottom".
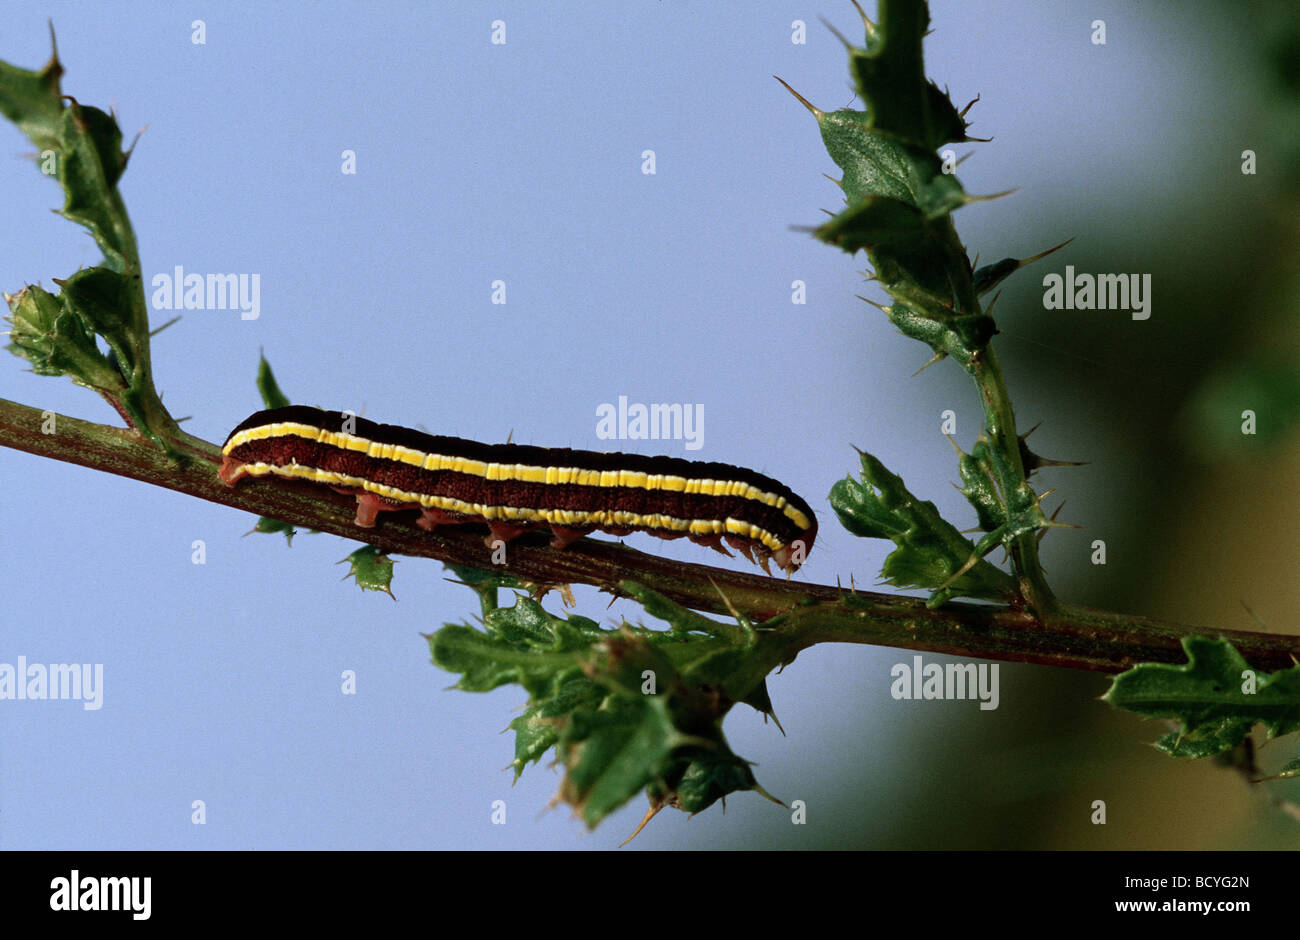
[
  {"left": 2, "top": 395, "right": 1295, "bottom": 673},
  {"left": 969, "top": 343, "right": 1059, "bottom": 618}
]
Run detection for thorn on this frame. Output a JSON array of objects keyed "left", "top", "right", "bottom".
[
  {"left": 965, "top": 134, "right": 993, "bottom": 143},
  {"left": 983, "top": 289, "right": 1003, "bottom": 318},
  {"left": 855, "top": 294, "right": 889, "bottom": 313},
  {"left": 766, "top": 705, "right": 786, "bottom": 736},
  {"left": 1020, "top": 421, "right": 1043, "bottom": 441},
  {"left": 943, "top": 432, "right": 965, "bottom": 457},
  {"left": 750, "top": 780, "right": 787, "bottom": 808},
  {"left": 911, "top": 350, "right": 946, "bottom": 376},
  {"left": 959, "top": 93, "right": 981, "bottom": 119},
  {"left": 954, "top": 150, "right": 975, "bottom": 168},
  {"left": 124, "top": 123, "right": 147, "bottom": 167},
  {"left": 620, "top": 799, "right": 666, "bottom": 846},
  {"left": 849, "top": 0, "right": 875, "bottom": 36},
  {"left": 1036, "top": 502, "right": 1066, "bottom": 544},
  {"left": 1019, "top": 236, "right": 1075, "bottom": 267},
  {"left": 773, "top": 76, "right": 823, "bottom": 119},
  {"left": 820, "top": 208, "right": 835, "bottom": 217},
  {"left": 1239, "top": 600, "right": 1268, "bottom": 631},
  {"left": 1019, "top": 423, "right": 1087, "bottom": 473},
  {"left": 707, "top": 576, "right": 745, "bottom": 623},
  {"left": 966, "top": 188, "right": 1018, "bottom": 204},
  {"left": 1035, "top": 455, "right": 1088, "bottom": 470},
  {"left": 822, "top": 172, "right": 844, "bottom": 189},
  {"left": 1042, "top": 518, "right": 1082, "bottom": 532},
  {"left": 819, "top": 16, "right": 853, "bottom": 50},
  {"left": 46, "top": 20, "right": 62, "bottom": 74},
  {"left": 149, "top": 314, "right": 181, "bottom": 338}
]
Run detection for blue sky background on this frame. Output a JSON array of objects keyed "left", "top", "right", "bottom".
[{"left": 0, "top": 1, "right": 1286, "bottom": 849}]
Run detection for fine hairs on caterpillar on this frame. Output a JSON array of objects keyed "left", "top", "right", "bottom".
[{"left": 219, "top": 406, "right": 817, "bottom": 573}]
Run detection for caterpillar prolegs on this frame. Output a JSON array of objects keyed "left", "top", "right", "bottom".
[{"left": 219, "top": 406, "right": 816, "bottom": 573}]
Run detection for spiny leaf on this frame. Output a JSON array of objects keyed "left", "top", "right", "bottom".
[
  {"left": 619, "top": 580, "right": 751, "bottom": 644},
  {"left": 248, "top": 515, "right": 296, "bottom": 544},
  {"left": 829, "top": 449, "right": 1017, "bottom": 606},
  {"left": 842, "top": 0, "right": 970, "bottom": 151},
  {"left": 1103, "top": 637, "right": 1300, "bottom": 759},
  {"left": 338, "top": 545, "right": 395, "bottom": 598},
  {"left": 428, "top": 596, "right": 597, "bottom": 698},
  {"left": 508, "top": 674, "right": 606, "bottom": 779},
  {"left": 816, "top": 110, "right": 966, "bottom": 217},
  {"left": 429, "top": 589, "right": 784, "bottom": 829},
  {"left": 559, "top": 694, "right": 688, "bottom": 828},
  {"left": 649, "top": 741, "right": 764, "bottom": 816},
  {"left": 4, "top": 284, "right": 123, "bottom": 394},
  {"left": 956, "top": 439, "right": 1004, "bottom": 531},
  {"left": 56, "top": 267, "right": 140, "bottom": 379}
]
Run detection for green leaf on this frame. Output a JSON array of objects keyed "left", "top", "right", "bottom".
[
  {"left": 956, "top": 440, "right": 1004, "bottom": 532},
  {"left": 559, "top": 694, "right": 688, "bottom": 828},
  {"left": 257, "top": 353, "right": 292, "bottom": 409},
  {"left": 0, "top": 40, "right": 136, "bottom": 270},
  {"left": 817, "top": 111, "right": 965, "bottom": 217},
  {"left": 429, "top": 588, "right": 783, "bottom": 829},
  {"left": 829, "top": 449, "right": 1017, "bottom": 606},
  {"left": 338, "top": 545, "right": 395, "bottom": 598},
  {"left": 0, "top": 39, "right": 64, "bottom": 149},
  {"left": 1103, "top": 637, "right": 1300, "bottom": 758},
  {"left": 4, "top": 284, "right": 123, "bottom": 393},
  {"left": 507, "top": 674, "right": 606, "bottom": 778},
  {"left": 785, "top": 1, "right": 1007, "bottom": 370},
  {"left": 843, "top": 0, "right": 969, "bottom": 151},
  {"left": 248, "top": 515, "right": 297, "bottom": 544},
  {"left": 56, "top": 100, "right": 135, "bottom": 269},
  {"left": 428, "top": 596, "right": 594, "bottom": 698},
  {"left": 57, "top": 267, "right": 140, "bottom": 377},
  {"left": 649, "top": 741, "right": 763, "bottom": 816}
]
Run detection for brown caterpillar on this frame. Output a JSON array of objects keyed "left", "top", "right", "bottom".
[{"left": 219, "top": 406, "right": 816, "bottom": 573}]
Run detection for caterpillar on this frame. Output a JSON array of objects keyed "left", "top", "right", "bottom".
[{"left": 219, "top": 406, "right": 816, "bottom": 573}]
